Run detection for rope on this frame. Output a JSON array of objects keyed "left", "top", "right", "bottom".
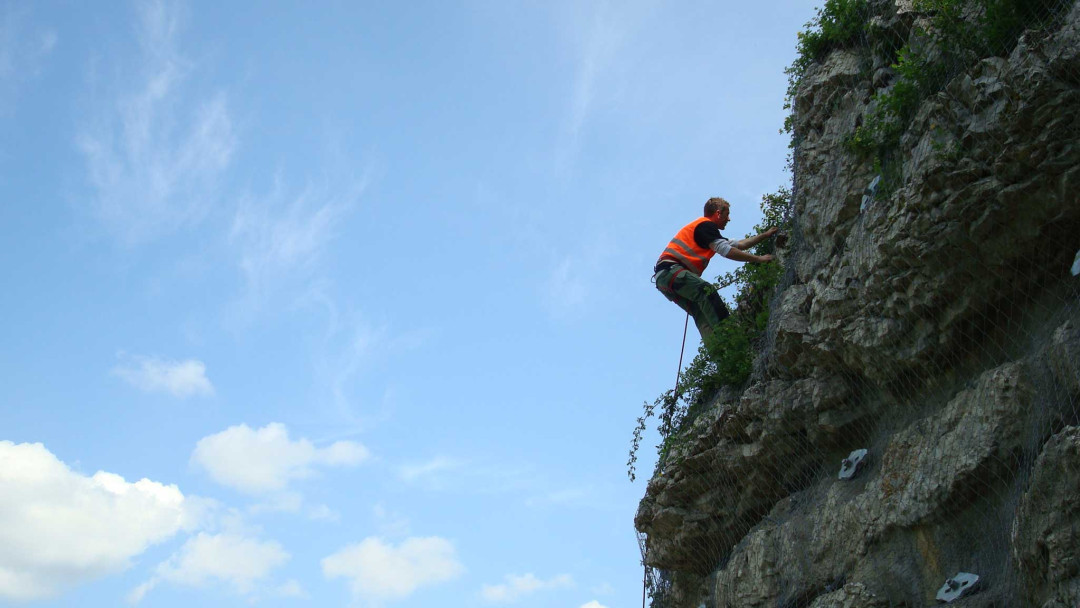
[
  {"left": 642, "top": 312, "right": 691, "bottom": 608},
  {"left": 673, "top": 312, "right": 690, "bottom": 399}
]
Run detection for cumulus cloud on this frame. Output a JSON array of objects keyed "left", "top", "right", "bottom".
[
  {"left": 128, "top": 532, "right": 289, "bottom": 603},
  {"left": 191, "top": 422, "right": 369, "bottom": 494},
  {"left": 0, "top": 441, "right": 196, "bottom": 601},
  {"left": 77, "top": 0, "right": 235, "bottom": 244},
  {"left": 580, "top": 602, "right": 610, "bottom": 608},
  {"left": 322, "top": 537, "right": 464, "bottom": 603},
  {"left": 480, "top": 573, "right": 574, "bottom": 603},
  {"left": 112, "top": 354, "right": 214, "bottom": 397}
]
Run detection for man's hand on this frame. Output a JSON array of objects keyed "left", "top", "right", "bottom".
[
  {"left": 763, "top": 227, "right": 779, "bottom": 238},
  {"left": 757, "top": 254, "right": 775, "bottom": 263}
]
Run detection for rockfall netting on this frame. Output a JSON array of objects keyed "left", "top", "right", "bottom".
[{"left": 634, "top": 0, "right": 1080, "bottom": 606}]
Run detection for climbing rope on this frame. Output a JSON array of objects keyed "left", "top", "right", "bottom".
[{"left": 673, "top": 312, "right": 690, "bottom": 400}]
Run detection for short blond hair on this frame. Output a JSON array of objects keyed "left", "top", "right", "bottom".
[{"left": 704, "top": 197, "right": 729, "bottom": 216}]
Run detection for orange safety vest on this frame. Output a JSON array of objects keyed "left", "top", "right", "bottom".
[{"left": 658, "top": 217, "right": 717, "bottom": 275}]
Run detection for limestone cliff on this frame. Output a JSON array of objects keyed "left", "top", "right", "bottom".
[{"left": 634, "top": 1, "right": 1080, "bottom": 606}]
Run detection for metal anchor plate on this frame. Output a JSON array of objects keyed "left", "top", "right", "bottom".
[
  {"left": 936, "top": 572, "right": 979, "bottom": 603},
  {"left": 838, "top": 448, "right": 868, "bottom": 480},
  {"left": 860, "top": 175, "right": 882, "bottom": 212}
]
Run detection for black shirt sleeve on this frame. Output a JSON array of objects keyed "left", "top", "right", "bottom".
[{"left": 693, "top": 221, "right": 723, "bottom": 249}]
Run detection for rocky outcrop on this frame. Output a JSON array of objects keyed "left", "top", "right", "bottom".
[
  {"left": 635, "top": 1, "right": 1080, "bottom": 606},
  {"left": 1012, "top": 426, "right": 1080, "bottom": 608}
]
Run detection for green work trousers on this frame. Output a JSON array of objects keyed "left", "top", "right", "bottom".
[{"left": 654, "top": 265, "right": 730, "bottom": 340}]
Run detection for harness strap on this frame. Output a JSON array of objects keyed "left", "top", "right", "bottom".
[{"left": 666, "top": 267, "right": 688, "bottom": 292}]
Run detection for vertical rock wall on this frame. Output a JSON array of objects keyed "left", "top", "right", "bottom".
[{"left": 635, "top": 1, "right": 1080, "bottom": 606}]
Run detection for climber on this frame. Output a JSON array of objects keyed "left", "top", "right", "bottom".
[{"left": 653, "top": 197, "right": 778, "bottom": 340}]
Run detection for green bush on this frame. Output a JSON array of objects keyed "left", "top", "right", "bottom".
[
  {"left": 784, "top": 0, "right": 871, "bottom": 139},
  {"left": 847, "top": 0, "right": 1072, "bottom": 171}
]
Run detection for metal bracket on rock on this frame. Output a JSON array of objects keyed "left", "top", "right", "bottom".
[
  {"left": 860, "top": 175, "right": 882, "bottom": 212},
  {"left": 1071, "top": 248, "right": 1079, "bottom": 276},
  {"left": 838, "top": 448, "right": 868, "bottom": 480},
  {"left": 936, "top": 572, "right": 980, "bottom": 603}
]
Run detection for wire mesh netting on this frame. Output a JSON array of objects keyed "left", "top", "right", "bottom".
[{"left": 635, "top": 0, "right": 1080, "bottom": 606}]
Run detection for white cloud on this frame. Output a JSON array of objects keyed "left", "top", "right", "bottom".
[
  {"left": 230, "top": 178, "right": 359, "bottom": 309},
  {"left": 191, "top": 422, "right": 369, "bottom": 494},
  {"left": 112, "top": 354, "right": 214, "bottom": 397},
  {"left": 542, "top": 232, "right": 616, "bottom": 319},
  {"left": 38, "top": 29, "right": 56, "bottom": 54},
  {"left": 322, "top": 537, "right": 464, "bottom": 603},
  {"left": 555, "top": 2, "right": 652, "bottom": 175},
  {"left": 78, "top": 0, "right": 235, "bottom": 244},
  {"left": 0, "top": 6, "right": 57, "bottom": 114},
  {"left": 580, "top": 602, "right": 610, "bottom": 608},
  {"left": 276, "top": 579, "right": 306, "bottom": 598},
  {"left": 543, "top": 257, "right": 587, "bottom": 316},
  {"left": 480, "top": 573, "right": 574, "bottom": 603},
  {"left": 128, "top": 532, "right": 289, "bottom": 603},
  {"left": 307, "top": 503, "right": 340, "bottom": 522},
  {"left": 0, "top": 441, "right": 196, "bottom": 601},
  {"left": 399, "top": 456, "right": 463, "bottom": 482},
  {"left": 590, "top": 582, "right": 615, "bottom": 595},
  {"left": 373, "top": 504, "right": 411, "bottom": 537}
]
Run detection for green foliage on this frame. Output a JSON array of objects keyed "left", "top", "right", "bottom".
[
  {"left": 982, "top": 0, "right": 1068, "bottom": 51},
  {"left": 784, "top": 0, "right": 871, "bottom": 139},
  {"left": 846, "top": 42, "right": 947, "bottom": 163},
  {"left": 628, "top": 189, "right": 791, "bottom": 481},
  {"left": 796, "top": 0, "right": 870, "bottom": 65},
  {"left": 846, "top": 0, "right": 1071, "bottom": 173}
]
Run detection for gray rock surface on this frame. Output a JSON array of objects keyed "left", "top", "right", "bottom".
[
  {"left": 1012, "top": 426, "right": 1080, "bottom": 608},
  {"left": 635, "top": 1, "right": 1080, "bottom": 606}
]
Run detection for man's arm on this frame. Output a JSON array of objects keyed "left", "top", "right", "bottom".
[
  {"left": 732, "top": 227, "right": 779, "bottom": 250},
  {"left": 724, "top": 247, "right": 773, "bottom": 264}
]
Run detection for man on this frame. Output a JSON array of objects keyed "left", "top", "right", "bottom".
[{"left": 654, "top": 197, "right": 778, "bottom": 340}]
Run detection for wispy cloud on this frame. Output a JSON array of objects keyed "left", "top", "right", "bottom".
[
  {"left": 398, "top": 455, "right": 536, "bottom": 496},
  {"left": 541, "top": 231, "right": 617, "bottom": 319},
  {"left": 112, "top": 353, "right": 214, "bottom": 398},
  {"left": 322, "top": 536, "right": 465, "bottom": 603},
  {"left": 128, "top": 532, "right": 289, "bottom": 604},
  {"left": 0, "top": 5, "right": 57, "bottom": 115},
  {"left": 191, "top": 422, "right": 369, "bottom": 495},
  {"left": 228, "top": 177, "right": 363, "bottom": 323},
  {"left": 398, "top": 456, "right": 464, "bottom": 483},
  {"left": 555, "top": 2, "right": 653, "bottom": 174},
  {"left": 0, "top": 441, "right": 198, "bottom": 601},
  {"left": 525, "top": 485, "right": 611, "bottom": 510},
  {"left": 275, "top": 579, "right": 306, "bottom": 598},
  {"left": 480, "top": 573, "right": 574, "bottom": 603},
  {"left": 307, "top": 298, "right": 382, "bottom": 430},
  {"left": 77, "top": 0, "right": 235, "bottom": 245},
  {"left": 372, "top": 503, "right": 412, "bottom": 538}
]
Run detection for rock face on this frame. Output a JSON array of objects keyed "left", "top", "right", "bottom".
[
  {"left": 1012, "top": 426, "right": 1080, "bottom": 608},
  {"left": 635, "top": 2, "right": 1080, "bottom": 606}
]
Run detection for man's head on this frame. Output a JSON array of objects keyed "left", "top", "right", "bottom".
[{"left": 704, "top": 197, "right": 730, "bottom": 229}]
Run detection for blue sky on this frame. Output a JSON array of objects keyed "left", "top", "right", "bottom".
[{"left": 0, "top": 1, "right": 817, "bottom": 606}]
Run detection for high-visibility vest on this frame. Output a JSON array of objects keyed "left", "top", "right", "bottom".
[{"left": 658, "top": 217, "right": 716, "bottom": 275}]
